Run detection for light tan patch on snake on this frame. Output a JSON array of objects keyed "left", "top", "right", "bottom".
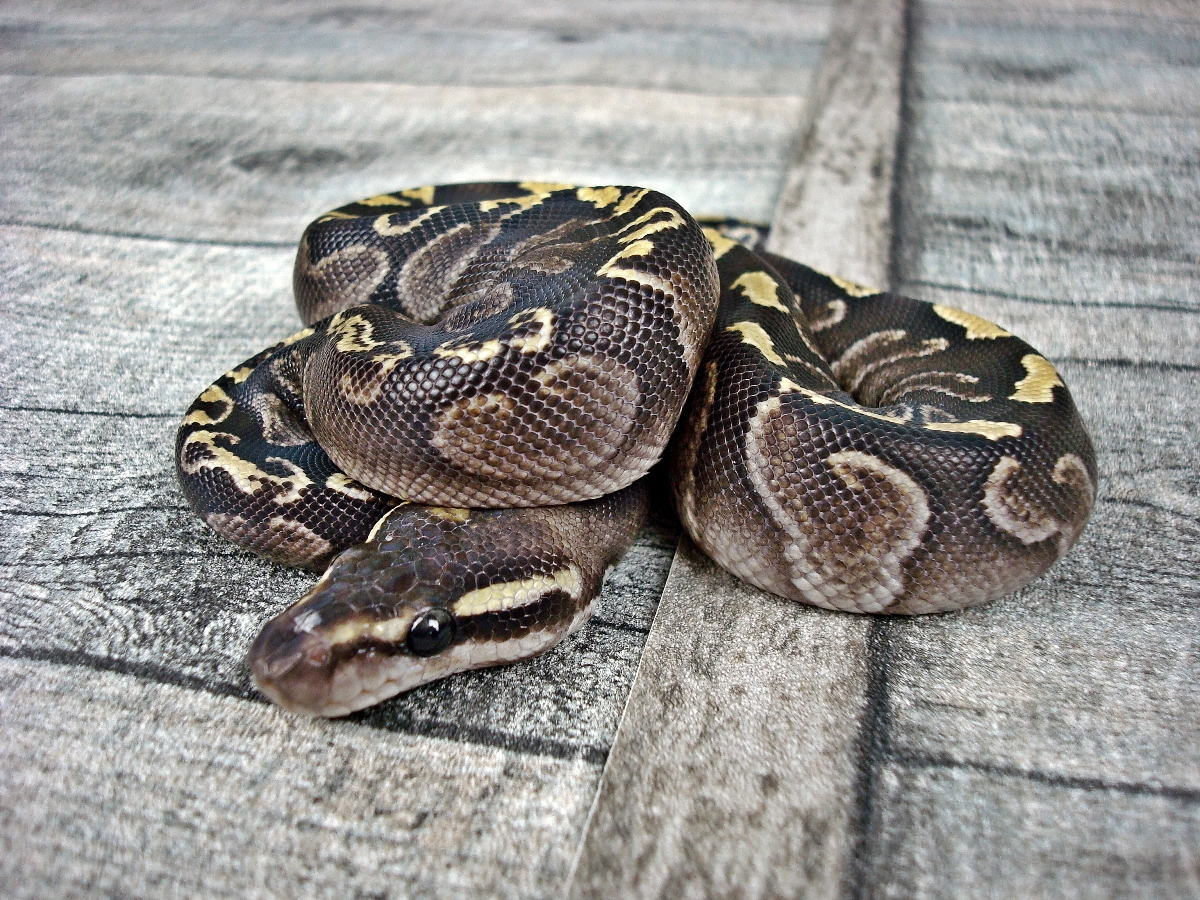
[
  {"left": 576, "top": 186, "right": 623, "bottom": 208},
  {"left": 373, "top": 206, "right": 447, "bottom": 238},
  {"left": 733, "top": 271, "right": 789, "bottom": 313},
  {"left": 701, "top": 227, "right": 739, "bottom": 260},
  {"left": 324, "top": 473, "right": 378, "bottom": 502},
  {"left": 180, "top": 431, "right": 312, "bottom": 504},
  {"left": 925, "top": 419, "right": 1023, "bottom": 440},
  {"left": 831, "top": 330, "right": 950, "bottom": 395},
  {"left": 478, "top": 182, "right": 575, "bottom": 213},
  {"left": 615, "top": 207, "right": 687, "bottom": 243},
  {"left": 1010, "top": 354, "right": 1063, "bottom": 403},
  {"left": 453, "top": 566, "right": 582, "bottom": 617},
  {"left": 206, "top": 512, "right": 333, "bottom": 566},
  {"left": 825, "top": 272, "right": 879, "bottom": 298},
  {"left": 933, "top": 305, "right": 1013, "bottom": 340},
  {"left": 745, "top": 396, "right": 930, "bottom": 612},
  {"left": 182, "top": 384, "right": 234, "bottom": 426},
  {"left": 727, "top": 321, "right": 786, "bottom": 366},
  {"left": 807, "top": 299, "right": 847, "bottom": 332}
]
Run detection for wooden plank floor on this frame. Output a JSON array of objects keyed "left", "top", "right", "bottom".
[
  {"left": 0, "top": 3, "right": 830, "bottom": 898},
  {"left": 3, "top": 1, "right": 1199, "bottom": 898}
]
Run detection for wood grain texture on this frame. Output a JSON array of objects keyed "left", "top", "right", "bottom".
[
  {"left": 0, "top": 3, "right": 830, "bottom": 896},
  {"left": 851, "top": 1, "right": 1200, "bottom": 895},
  {"left": 0, "top": 0, "right": 827, "bottom": 95},
  {"left": 766, "top": 0, "right": 907, "bottom": 288},
  {"left": 0, "top": 75, "right": 807, "bottom": 241},
  {"left": 567, "top": 2, "right": 906, "bottom": 896},
  {"left": 0, "top": 657, "right": 602, "bottom": 900}
]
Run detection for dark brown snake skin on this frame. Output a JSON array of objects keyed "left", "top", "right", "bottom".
[{"left": 175, "top": 183, "right": 1096, "bottom": 716}]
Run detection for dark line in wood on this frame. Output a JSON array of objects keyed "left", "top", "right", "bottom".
[
  {"left": 891, "top": 750, "right": 1200, "bottom": 804},
  {"left": 0, "top": 219, "right": 293, "bottom": 250},
  {"left": 587, "top": 618, "right": 652, "bottom": 635},
  {"left": 0, "top": 645, "right": 256, "bottom": 701},
  {"left": 906, "top": 277, "right": 1199, "bottom": 315},
  {"left": 0, "top": 504, "right": 184, "bottom": 518},
  {"left": 919, "top": 215, "right": 1200, "bottom": 269},
  {"left": 843, "top": 618, "right": 896, "bottom": 900},
  {"left": 1100, "top": 496, "right": 1200, "bottom": 524},
  {"left": 0, "top": 404, "right": 179, "bottom": 419},
  {"left": 0, "top": 645, "right": 607, "bottom": 763},
  {"left": 1052, "top": 357, "right": 1200, "bottom": 374},
  {"left": 915, "top": 91, "right": 1200, "bottom": 120}
]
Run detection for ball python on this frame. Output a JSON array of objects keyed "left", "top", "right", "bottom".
[{"left": 175, "top": 182, "right": 1096, "bottom": 717}]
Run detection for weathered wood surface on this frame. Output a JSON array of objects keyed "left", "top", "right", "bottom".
[
  {"left": 767, "top": 0, "right": 907, "bottom": 288},
  {"left": 0, "top": 3, "right": 829, "bottom": 898},
  {"left": 4, "top": 0, "right": 1200, "bottom": 898},
  {"left": 570, "top": 1, "right": 1200, "bottom": 898},
  {"left": 566, "top": 2, "right": 905, "bottom": 897}
]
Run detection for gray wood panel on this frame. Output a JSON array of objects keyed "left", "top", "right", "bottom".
[
  {"left": 852, "top": 0, "right": 1200, "bottom": 895},
  {"left": 0, "top": 657, "right": 602, "bottom": 900},
  {"left": 768, "top": 0, "right": 906, "bottom": 288},
  {"left": 567, "top": 2, "right": 907, "bottom": 896},
  {"left": 0, "top": 75, "right": 807, "bottom": 242},
  {"left": 0, "top": 3, "right": 832, "bottom": 897},
  {"left": 0, "top": 0, "right": 827, "bottom": 96}
]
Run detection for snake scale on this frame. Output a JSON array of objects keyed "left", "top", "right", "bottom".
[{"left": 175, "top": 182, "right": 1096, "bottom": 717}]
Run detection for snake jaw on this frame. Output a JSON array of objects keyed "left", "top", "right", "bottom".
[{"left": 248, "top": 545, "right": 465, "bottom": 717}]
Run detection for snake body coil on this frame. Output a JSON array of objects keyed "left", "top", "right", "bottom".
[{"left": 176, "top": 183, "right": 1096, "bottom": 716}]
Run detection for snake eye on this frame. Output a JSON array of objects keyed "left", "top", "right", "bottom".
[{"left": 406, "top": 608, "right": 456, "bottom": 656}]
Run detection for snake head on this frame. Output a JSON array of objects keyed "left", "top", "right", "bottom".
[{"left": 248, "top": 543, "right": 469, "bottom": 717}]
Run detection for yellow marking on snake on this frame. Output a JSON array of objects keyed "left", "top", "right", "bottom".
[
  {"left": 508, "top": 308, "right": 555, "bottom": 354},
  {"left": 315, "top": 211, "right": 356, "bottom": 222},
  {"left": 426, "top": 506, "right": 472, "bottom": 523},
  {"left": 701, "top": 227, "right": 739, "bottom": 260},
  {"left": 777, "top": 378, "right": 910, "bottom": 425},
  {"left": 179, "top": 431, "right": 312, "bottom": 503},
  {"left": 1009, "top": 354, "right": 1063, "bottom": 403},
  {"left": 479, "top": 182, "right": 574, "bottom": 212},
  {"left": 727, "top": 321, "right": 786, "bottom": 366},
  {"left": 823, "top": 271, "right": 880, "bottom": 297},
  {"left": 328, "top": 313, "right": 381, "bottom": 352},
  {"left": 325, "top": 473, "right": 377, "bottom": 501},
  {"left": 613, "top": 188, "right": 649, "bottom": 215},
  {"left": 597, "top": 239, "right": 655, "bottom": 275},
  {"left": 576, "top": 186, "right": 623, "bottom": 208},
  {"left": 733, "top": 271, "right": 788, "bottom": 312},
  {"left": 365, "top": 504, "right": 409, "bottom": 542},
  {"left": 925, "top": 420, "right": 1023, "bottom": 440},
  {"left": 453, "top": 565, "right": 582, "bottom": 617},
  {"left": 373, "top": 206, "right": 446, "bottom": 237},
  {"left": 616, "top": 207, "right": 687, "bottom": 243},
  {"left": 932, "top": 305, "right": 1013, "bottom": 340},
  {"left": 359, "top": 193, "right": 410, "bottom": 207},
  {"left": 282, "top": 327, "right": 315, "bottom": 346},
  {"left": 433, "top": 338, "right": 504, "bottom": 364},
  {"left": 325, "top": 611, "right": 416, "bottom": 647},
  {"left": 226, "top": 366, "right": 254, "bottom": 384},
  {"left": 182, "top": 384, "right": 233, "bottom": 426},
  {"left": 401, "top": 186, "right": 436, "bottom": 204}
]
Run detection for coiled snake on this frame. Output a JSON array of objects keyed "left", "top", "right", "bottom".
[{"left": 176, "top": 183, "right": 1096, "bottom": 717}]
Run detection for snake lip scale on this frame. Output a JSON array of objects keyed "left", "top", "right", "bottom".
[{"left": 175, "top": 182, "right": 1096, "bottom": 717}]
